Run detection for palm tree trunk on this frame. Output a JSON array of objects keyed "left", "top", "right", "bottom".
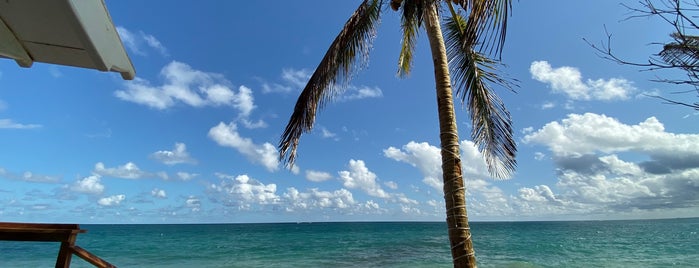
[{"left": 423, "top": 4, "right": 477, "bottom": 268}]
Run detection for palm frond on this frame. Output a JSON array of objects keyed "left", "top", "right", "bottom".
[
  {"left": 279, "top": 0, "right": 383, "bottom": 166},
  {"left": 660, "top": 32, "right": 699, "bottom": 74},
  {"left": 397, "top": 0, "right": 424, "bottom": 77},
  {"left": 445, "top": 13, "right": 516, "bottom": 179},
  {"left": 457, "top": 0, "right": 512, "bottom": 57}
]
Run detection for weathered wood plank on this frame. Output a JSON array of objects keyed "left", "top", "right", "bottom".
[
  {"left": 0, "top": 222, "right": 84, "bottom": 242},
  {"left": 71, "top": 245, "right": 117, "bottom": 268},
  {"left": 56, "top": 235, "right": 77, "bottom": 268},
  {"left": 0, "top": 222, "right": 116, "bottom": 268}
]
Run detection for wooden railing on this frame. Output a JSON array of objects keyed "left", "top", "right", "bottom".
[{"left": 0, "top": 222, "right": 116, "bottom": 268}]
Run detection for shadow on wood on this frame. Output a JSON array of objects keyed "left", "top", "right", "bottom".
[{"left": 0, "top": 222, "right": 116, "bottom": 268}]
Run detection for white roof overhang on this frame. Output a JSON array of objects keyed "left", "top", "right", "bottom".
[{"left": 0, "top": 0, "right": 135, "bottom": 80}]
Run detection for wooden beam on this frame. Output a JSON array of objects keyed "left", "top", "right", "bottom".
[
  {"left": 0, "top": 222, "right": 116, "bottom": 268},
  {"left": 71, "top": 245, "right": 116, "bottom": 268}
]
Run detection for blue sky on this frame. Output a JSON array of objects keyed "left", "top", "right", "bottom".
[{"left": 1, "top": 1, "right": 698, "bottom": 224}]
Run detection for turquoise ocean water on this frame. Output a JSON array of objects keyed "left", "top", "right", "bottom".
[{"left": 1, "top": 218, "right": 697, "bottom": 267}]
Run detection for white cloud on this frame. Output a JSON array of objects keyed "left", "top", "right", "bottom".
[
  {"left": 288, "top": 164, "right": 301, "bottom": 175},
  {"left": 518, "top": 185, "right": 563, "bottom": 204},
  {"left": 150, "top": 142, "right": 197, "bottom": 165},
  {"left": 541, "top": 101, "right": 556, "bottom": 109},
  {"left": 339, "top": 85, "right": 383, "bottom": 101},
  {"left": 282, "top": 68, "right": 312, "bottom": 88},
  {"left": 283, "top": 187, "right": 356, "bottom": 210},
  {"left": 116, "top": 26, "right": 168, "bottom": 57},
  {"left": 98, "top": 195, "right": 126, "bottom": 207},
  {"left": 383, "top": 140, "right": 517, "bottom": 217},
  {"left": 530, "top": 61, "right": 634, "bottom": 101},
  {"left": 259, "top": 68, "right": 381, "bottom": 103},
  {"left": 305, "top": 170, "right": 333, "bottom": 182},
  {"left": 175, "top": 172, "right": 198, "bottom": 181},
  {"left": 384, "top": 141, "right": 443, "bottom": 190},
  {"left": 384, "top": 181, "right": 398, "bottom": 190},
  {"left": 151, "top": 188, "right": 167, "bottom": 198},
  {"left": 384, "top": 140, "right": 491, "bottom": 190},
  {"left": 0, "top": 119, "right": 41, "bottom": 129},
  {"left": 377, "top": 122, "right": 697, "bottom": 219},
  {"left": 208, "top": 174, "right": 279, "bottom": 208},
  {"left": 338, "top": 159, "right": 390, "bottom": 198},
  {"left": 116, "top": 27, "right": 141, "bottom": 55},
  {"left": 93, "top": 162, "right": 153, "bottom": 179},
  {"left": 517, "top": 113, "right": 699, "bottom": 217},
  {"left": 261, "top": 68, "right": 312, "bottom": 94},
  {"left": 116, "top": 61, "right": 256, "bottom": 117},
  {"left": 23, "top": 172, "right": 60, "bottom": 183},
  {"left": 70, "top": 175, "right": 104, "bottom": 195},
  {"left": 240, "top": 119, "right": 268, "bottom": 129},
  {"left": 319, "top": 127, "right": 338, "bottom": 140},
  {"left": 0, "top": 168, "right": 59, "bottom": 183},
  {"left": 394, "top": 193, "right": 418, "bottom": 205},
  {"left": 459, "top": 140, "right": 494, "bottom": 179},
  {"left": 522, "top": 113, "right": 699, "bottom": 160},
  {"left": 534, "top": 152, "right": 546, "bottom": 161},
  {"left": 185, "top": 196, "right": 201, "bottom": 212},
  {"left": 141, "top": 33, "right": 168, "bottom": 56},
  {"left": 208, "top": 122, "right": 279, "bottom": 172},
  {"left": 261, "top": 83, "right": 292, "bottom": 94}
]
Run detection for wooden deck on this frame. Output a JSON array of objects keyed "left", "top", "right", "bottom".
[{"left": 0, "top": 222, "right": 116, "bottom": 268}]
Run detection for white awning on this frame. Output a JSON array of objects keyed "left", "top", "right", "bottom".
[{"left": 0, "top": 0, "right": 135, "bottom": 80}]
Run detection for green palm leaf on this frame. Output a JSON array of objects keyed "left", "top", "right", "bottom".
[
  {"left": 660, "top": 32, "right": 699, "bottom": 74},
  {"left": 445, "top": 12, "right": 516, "bottom": 179},
  {"left": 279, "top": 0, "right": 383, "bottom": 166},
  {"left": 457, "top": 0, "right": 512, "bottom": 57},
  {"left": 396, "top": 0, "right": 424, "bottom": 77}
]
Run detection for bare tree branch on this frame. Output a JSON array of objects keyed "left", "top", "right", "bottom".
[{"left": 586, "top": 0, "right": 699, "bottom": 110}]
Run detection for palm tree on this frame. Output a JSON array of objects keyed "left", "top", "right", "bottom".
[{"left": 278, "top": 1, "right": 515, "bottom": 267}]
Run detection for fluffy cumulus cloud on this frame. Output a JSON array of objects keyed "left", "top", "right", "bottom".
[
  {"left": 208, "top": 174, "right": 279, "bottom": 209},
  {"left": 150, "top": 142, "right": 197, "bottom": 165},
  {"left": 522, "top": 113, "right": 699, "bottom": 161},
  {"left": 208, "top": 122, "right": 279, "bottom": 172},
  {"left": 98, "top": 195, "right": 126, "bottom": 207},
  {"left": 284, "top": 187, "right": 357, "bottom": 211},
  {"left": 384, "top": 142, "right": 443, "bottom": 190},
  {"left": 520, "top": 113, "right": 699, "bottom": 217},
  {"left": 70, "top": 175, "right": 104, "bottom": 195},
  {"left": 116, "top": 61, "right": 256, "bottom": 115},
  {"left": 383, "top": 140, "right": 517, "bottom": 217},
  {"left": 384, "top": 141, "right": 491, "bottom": 191},
  {"left": 204, "top": 172, "right": 383, "bottom": 215},
  {"left": 338, "top": 159, "right": 390, "bottom": 198},
  {"left": 116, "top": 26, "right": 168, "bottom": 57},
  {"left": 530, "top": 61, "right": 634, "bottom": 101},
  {"left": 380, "top": 115, "right": 699, "bottom": 219}
]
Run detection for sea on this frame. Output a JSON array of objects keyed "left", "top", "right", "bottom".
[{"left": 1, "top": 218, "right": 697, "bottom": 267}]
